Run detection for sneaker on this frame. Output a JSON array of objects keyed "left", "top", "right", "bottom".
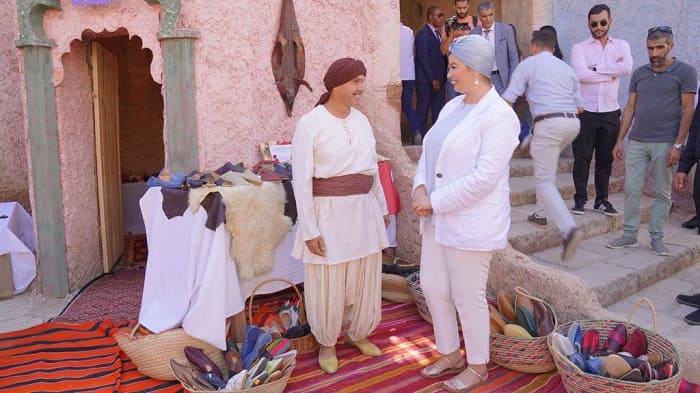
[
  {"left": 527, "top": 213, "right": 547, "bottom": 226},
  {"left": 594, "top": 200, "right": 619, "bottom": 217},
  {"left": 606, "top": 235, "right": 638, "bottom": 249},
  {"left": 562, "top": 228, "right": 584, "bottom": 260},
  {"left": 684, "top": 308, "right": 700, "bottom": 325},
  {"left": 571, "top": 201, "right": 585, "bottom": 215},
  {"left": 676, "top": 293, "right": 700, "bottom": 308},
  {"left": 649, "top": 238, "right": 670, "bottom": 256}
]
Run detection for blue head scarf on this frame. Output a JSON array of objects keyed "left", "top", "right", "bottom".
[{"left": 449, "top": 35, "right": 495, "bottom": 78}]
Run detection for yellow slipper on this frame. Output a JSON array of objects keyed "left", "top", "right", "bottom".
[
  {"left": 344, "top": 337, "right": 382, "bottom": 357},
  {"left": 318, "top": 346, "right": 338, "bottom": 374}
]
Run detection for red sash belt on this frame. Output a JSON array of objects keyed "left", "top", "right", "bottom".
[{"left": 312, "top": 174, "right": 373, "bottom": 197}]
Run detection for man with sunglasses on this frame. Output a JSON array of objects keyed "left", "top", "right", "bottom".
[
  {"left": 607, "top": 26, "right": 697, "bottom": 256},
  {"left": 570, "top": 4, "right": 633, "bottom": 218}
]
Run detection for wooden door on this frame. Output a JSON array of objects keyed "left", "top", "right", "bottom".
[{"left": 91, "top": 41, "right": 124, "bottom": 273}]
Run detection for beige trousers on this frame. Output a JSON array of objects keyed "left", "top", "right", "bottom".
[
  {"left": 420, "top": 223, "right": 492, "bottom": 364},
  {"left": 304, "top": 253, "right": 382, "bottom": 347}
]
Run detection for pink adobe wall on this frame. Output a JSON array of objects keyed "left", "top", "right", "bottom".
[
  {"left": 0, "top": 2, "right": 30, "bottom": 210},
  {"left": 44, "top": 1, "right": 163, "bottom": 87},
  {"left": 55, "top": 41, "right": 102, "bottom": 292},
  {"left": 185, "top": 0, "right": 402, "bottom": 168}
]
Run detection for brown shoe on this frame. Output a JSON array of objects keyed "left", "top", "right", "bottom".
[
  {"left": 420, "top": 350, "right": 465, "bottom": 379},
  {"left": 527, "top": 213, "right": 547, "bottom": 226}
]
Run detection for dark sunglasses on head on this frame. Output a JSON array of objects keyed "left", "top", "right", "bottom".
[
  {"left": 590, "top": 20, "right": 608, "bottom": 28},
  {"left": 648, "top": 26, "right": 672, "bottom": 34}
]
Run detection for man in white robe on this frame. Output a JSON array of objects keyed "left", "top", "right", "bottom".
[{"left": 291, "top": 58, "right": 390, "bottom": 374}]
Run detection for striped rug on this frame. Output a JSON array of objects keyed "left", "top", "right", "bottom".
[{"left": 286, "top": 302, "right": 565, "bottom": 393}]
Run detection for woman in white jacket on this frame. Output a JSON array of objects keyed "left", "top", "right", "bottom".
[{"left": 412, "top": 35, "right": 519, "bottom": 392}]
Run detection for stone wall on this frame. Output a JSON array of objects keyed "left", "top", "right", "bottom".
[{"left": 0, "top": 2, "right": 29, "bottom": 210}]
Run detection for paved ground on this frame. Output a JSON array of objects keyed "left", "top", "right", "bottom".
[{"left": 0, "top": 287, "right": 74, "bottom": 334}]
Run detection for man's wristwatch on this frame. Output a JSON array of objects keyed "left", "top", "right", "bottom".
[{"left": 673, "top": 143, "right": 685, "bottom": 150}]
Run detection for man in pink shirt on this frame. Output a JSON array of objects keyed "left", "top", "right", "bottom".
[{"left": 570, "top": 3, "right": 633, "bottom": 216}]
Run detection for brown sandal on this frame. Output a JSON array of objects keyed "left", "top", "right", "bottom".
[
  {"left": 420, "top": 352, "right": 466, "bottom": 379},
  {"left": 442, "top": 366, "right": 488, "bottom": 392}
]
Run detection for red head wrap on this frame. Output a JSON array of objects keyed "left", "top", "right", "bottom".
[{"left": 315, "top": 58, "right": 367, "bottom": 106}]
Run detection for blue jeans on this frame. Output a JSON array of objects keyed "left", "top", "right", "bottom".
[
  {"left": 401, "top": 80, "right": 421, "bottom": 135},
  {"left": 623, "top": 141, "right": 674, "bottom": 240}
]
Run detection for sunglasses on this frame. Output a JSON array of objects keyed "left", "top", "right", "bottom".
[
  {"left": 589, "top": 20, "right": 608, "bottom": 28},
  {"left": 648, "top": 26, "right": 672, "bottom": 34}
]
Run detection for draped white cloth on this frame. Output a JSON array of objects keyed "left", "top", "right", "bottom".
[
  {"left": 0, "top": 202, "right": 36, "bottom": 294},
  {"left": 138, "top": 187, "right": 304, "bottom": 350}
]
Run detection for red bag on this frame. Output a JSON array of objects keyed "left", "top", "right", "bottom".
[{"left": 378, "top": 161, "right": 400, "bottom": 215}]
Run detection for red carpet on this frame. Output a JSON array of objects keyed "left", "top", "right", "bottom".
[{"left": 51, "top": 268, "right": 145, "bottom": 324}]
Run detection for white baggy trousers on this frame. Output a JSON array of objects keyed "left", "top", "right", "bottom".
[{"left": 304, "top": 252, "right": 383, "bottom": 347}]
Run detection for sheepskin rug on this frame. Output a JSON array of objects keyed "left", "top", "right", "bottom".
[{"left": 189, "top": 183, "right": 292, "bottom": 280}]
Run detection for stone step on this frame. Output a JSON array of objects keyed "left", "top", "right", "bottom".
[
  {"left": 509, "top": 157, "right": 574, "bottom": 178},
  {"left": 508, "top": 192, "right": 653, "bottom": 255},
  {"left": 509, "top": 173, "right": 624, "bottom": 207},
  {"left": 606, "top": 261, "right": 700, "bottom": 345},
  {"left": 528, "top": 218, "right": 700, "bottom": 307}
]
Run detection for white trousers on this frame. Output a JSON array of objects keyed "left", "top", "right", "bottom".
[
  {"left": 304, "top": 253, "right": 382, "bottom": 347},
  {"left": 531, "top": 117, "right": 581, "bottom": 235},
  {"left": 420, "top": 224, "right": 492, "bottom": 364}
]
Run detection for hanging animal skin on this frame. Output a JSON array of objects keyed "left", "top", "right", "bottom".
[{"left": 272, "top": 0, "right": 312, "bottom": 117}]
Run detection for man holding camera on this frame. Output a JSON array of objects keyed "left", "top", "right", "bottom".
[{"left": 440, "top": 0, "right": 479, "bottom": 99}]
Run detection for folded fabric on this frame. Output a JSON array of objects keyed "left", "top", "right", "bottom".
[
  {"left": 266, "top": 338, "right": 291, "bottom": 358},
  {"left": 147, "top": 169, "right": 186, "bottom": 189}
]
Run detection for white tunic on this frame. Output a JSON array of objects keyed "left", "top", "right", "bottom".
[{"left": 291, "top": 105, "right": 389, "bottom": 265}]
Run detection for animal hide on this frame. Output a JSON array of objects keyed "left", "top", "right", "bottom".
[
  {"left": 271, "top": 0, "right": 312, "bottom": 117},
  {"left": 189, "top": 183, "right": 292, "bottom": 280}
]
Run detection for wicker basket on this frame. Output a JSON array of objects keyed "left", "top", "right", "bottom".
[
  {"left": 171, "top": 359, "right": 296, "bottom": 393},
  {"left": 248, "top": 278, "right": 319, "bottom": 355},
  {"left": 489, "top": 287, "right": 558, "bottom": 373},
  {"left": 549, "top": 298, "right": 682, "bottom": 393},
  {"left": 381, "top": 273, "right": 414, "bottom": 304},
  {"left": 114, "top": 323, "right": 228, "bottom": 381},
  {"left": 405, "top": 272, "right": 434, "bottom": 324}
]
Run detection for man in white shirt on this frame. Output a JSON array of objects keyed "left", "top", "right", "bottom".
[
  {"left": 470, "top": 1, "right": 519, "bottom": 94},
  {"left": 502, "top": 30, "right": 585, "bottom": 261},
  {"left": 400, "top": 22, "right": 422, "bottom": 144},
  {"left": 570, "top": 3, "right": 633, "bottom": 217},
  {"left": 292, "top": 58, "right": 390, "bottom": 374}
]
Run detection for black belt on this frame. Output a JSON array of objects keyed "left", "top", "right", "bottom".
[
  {"left": 491, "top": 70, "right": 499, "bottom": 75},
  {"left": 533, "top": 112, "right": 579, "bottom": 123}
]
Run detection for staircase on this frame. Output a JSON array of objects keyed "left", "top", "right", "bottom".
[{"left": 404, "top": 145, "right": 700, "bottom": 344}]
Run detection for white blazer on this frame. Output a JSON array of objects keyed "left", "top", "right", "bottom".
[{"left": 413, "top": 87, "right": 519, "bottom": 251}]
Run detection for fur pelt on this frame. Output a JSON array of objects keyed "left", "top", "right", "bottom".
[{"left": 188, "top": 183, "right": 292, "bottom": 280}]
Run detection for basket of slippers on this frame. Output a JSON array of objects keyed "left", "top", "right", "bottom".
[
  {"left": 247, "top": 278, "right": 319, "bottom": 355},
  {"left": 169, "top": 342, "right": 297, "bottom": 392},
  {"left": 114, "top": 323, "right": 228, "bottom": 381},
  {"left": 488, "top": 287, "right": 558, "bottom": 373},
  {"left": 548, "top": 297, "right": 681, "bottom": 393}
]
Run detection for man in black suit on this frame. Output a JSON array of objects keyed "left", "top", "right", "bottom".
[{"left": 415, "top": 6, "right": 447, "bottom": 139}]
